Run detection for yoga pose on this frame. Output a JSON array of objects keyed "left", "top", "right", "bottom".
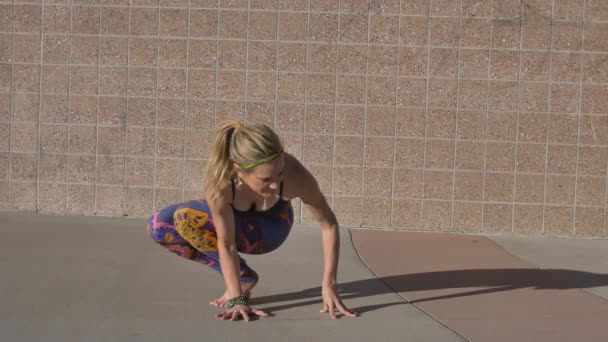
[{"left": 147, "top": 119, "right": 357, "bottom": 321}]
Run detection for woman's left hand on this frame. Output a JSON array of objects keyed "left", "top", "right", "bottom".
[
  {"left": 215, "top": 304, "right": 269, "bottom": 322},
  {"left": 320, "top": 284, "right": 358, "bottom": 319}
]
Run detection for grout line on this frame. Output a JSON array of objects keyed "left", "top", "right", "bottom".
[
  {"left": 35, "top": 2, "right": 45, "bottom": 212},
  {"left": 605, "top": 171, "right": 608, "bottom": 237},
  {"left": 10, "top": 134, "right": 607, "bottom": 150},
  {"left": 8, "top": 62, "right": 608, "bottom": 86},
  {"left": 7, "top": 29, "right": 608, "bottom": 55},
  {"left": 507, "top": 0, "right": 524, "bottom": 235},
  {"left": 360, "top": 1, "right": 372, "bottom": 227},
  {"left": 299, "top": 0, "right": 310, "bottom": 223},
  {"left": 181, "top": 0, "right": 192, "bottom": 203},
  {"left": 389, "top": 0, "right": 403, "bottom": 227},
  {"left": 3, "top": 90, "right": 608, "bottom": 119},
  {"left": 123, "top": 0, "right": 132, "bottom": 214},
  {"left": 3, "top": 207, "right": 601, "bottom": 239},
  {"left": 19, "top": 146, "right": 605, "bottom": 177},
  {"left": 572, "top": 1, "right": 587, "bottom": 236},
  {"left": 450, "top": 1, "right": 463, "bottom": 232},
  {"left": 6, "top": 0, "right": 15, "bottom": 207},
  {"left": 605, "top": 114, "right": 608, "bottom": 234},
  {"left": 65, "top": 0, "right": 73, "bottom": 213},
  {"left": 330, "top": 1, "right": 340, "bottom": 211},
  {"left": 151, "top": 2, "right": 161, "bottom": 211},
  {"left": 541, "top": 0, "right": 557, "bottom": 235},
  {"left": 243, "top": 0, "right": 251, "bottom": 121},
  {"left": 93, "top": 2, "right": 102, "bottom": 214},
  {"left": 8, "top": 3, "right": 608, "bottom": 21},
  {"left": 14, "top": 84, "right": 608, "bottom": 115},
  {"left": 5, "top": 88, "right": 608, "bottom": 115},
  {"left": 9, "top": 177, "right": 608, "bottom": 208},
  {"left": 480, "top": 0, "right": 493, "bottom": 234},
  {"left": 420, "top": 0, "right": 432, "bottom": 229},
  {"left": 200, "top": 0, "right": 220, "bottom": 201},
  {"left": 605, "top": 142, "right": 608, "bottom": 237},
  {"left": 272, "top": 8, "right": 279, "bottom": 130},
  {"left": 213, "top": 3, "right": 220, "bottom": 128}
]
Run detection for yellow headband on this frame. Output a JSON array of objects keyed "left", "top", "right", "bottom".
[{"left": 240, "top": 150, "right": 283, "bottom": 170}]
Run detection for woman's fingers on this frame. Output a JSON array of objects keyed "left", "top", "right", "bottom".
[
  {"left": 215, "top": 306, "right": 269, "bottom": 322},
  {"left": 320, "top": 298, "right": 358, "bottom": 319},
  {"left": 216, "top": 311, "right": 230, "bottom": 320},
  {"left": 333, "top": 297, "right": 357, "bottom": 318},
  {"left": 240, "top": 308, "right": 250, "bottom": 322},
  {"left": 328, "top": 302, "right": 336, "bottom": 319},
  {"left": 336, "top": 301, "right": 358, "bottom": 317},
  {"left": 216, "top": 310, "right": 237, "bottom": 320},
  {"left": 209, "top": 299, "right": 223, "bottom": 308},
  {"left": 253, "top": 309, "right": 269, "bottom": 317}
]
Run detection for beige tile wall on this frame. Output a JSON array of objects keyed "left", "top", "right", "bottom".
[{"left": 0, "top": 0, "right": 607, "bottom": 238}]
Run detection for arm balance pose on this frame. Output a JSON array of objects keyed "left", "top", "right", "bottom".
[{"left": 147, "top": 119, "right": 357, "bottom": 321}]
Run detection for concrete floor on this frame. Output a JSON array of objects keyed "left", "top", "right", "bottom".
[
  {"left": 0, "top": 212, "right": 462, "bottom": 342},
  {"left": 490, "top": 234, "right": 608, "bottom": 300},
  {"left": 351, "top": 229, "right": 608, "bottom": 342},
  {"left": 1, "top": 211, "right": 607, "bottom": 341}
]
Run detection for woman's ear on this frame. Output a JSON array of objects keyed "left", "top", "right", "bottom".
[
  {"left": 232, "top": 163, "right": 245, "bottom": 182},
  {"left": 232, "top": 163, "right": 242, "bottom": 175}
]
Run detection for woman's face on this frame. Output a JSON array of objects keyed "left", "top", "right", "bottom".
[{"left": 237, "top": 154, "right": 285, "bottom": 198}]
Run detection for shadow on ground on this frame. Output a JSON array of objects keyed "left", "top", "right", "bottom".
[{"left": 251, "top": 269, "right": 608, "bottom": 315}]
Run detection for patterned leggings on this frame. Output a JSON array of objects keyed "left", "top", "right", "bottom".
[{"left": 147, "top": 205, "right": 259, "bottom": 284}]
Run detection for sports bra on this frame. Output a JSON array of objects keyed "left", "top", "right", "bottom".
[
  {"left": 231, "top": 179, "right": 286, "bottom": 213},
  {"left": 230, "top": 178, "right": 293, "bottom": 254}
]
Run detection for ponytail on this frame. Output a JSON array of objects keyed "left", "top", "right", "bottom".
[{"left": 204, "top": 119, "right": 240, "bottom": 200}]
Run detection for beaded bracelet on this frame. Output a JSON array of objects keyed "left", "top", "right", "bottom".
[{"left": 226, "top": 295, "right": 248, "bottom": 309}]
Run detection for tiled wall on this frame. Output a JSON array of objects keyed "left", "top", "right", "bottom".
[{"left": 1, "top": 0, "right": 607, "bottom": 238}]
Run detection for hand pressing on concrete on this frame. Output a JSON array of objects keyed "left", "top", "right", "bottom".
[
  {"left": 215, "top": 303, "right": 269, "bottom": 322},
  {"left": 320, "top": 283, "right": 358, "bottom": 319}
]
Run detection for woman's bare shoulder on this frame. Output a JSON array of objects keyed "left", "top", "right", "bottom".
[
  {"left": 204, "top": 179, "right": 234, "bottom": 209},
  {"left": 282, "top": 152, "right": 317, "bottom": 199},
  {"left": 283, "top": 152, "right": 307, "bottom": 177}
]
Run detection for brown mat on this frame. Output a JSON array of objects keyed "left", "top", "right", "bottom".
[{"left": 351, "top": 229, "right": 608, "bottom": 342}]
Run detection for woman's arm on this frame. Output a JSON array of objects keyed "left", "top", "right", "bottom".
[
  {"left": 206, "top": 189, "right": 243, "bottom": 299},
  {"left": 206, "top": 187, "right": 269, "bottom": 321},
  {"left": 297, "top": 171, "right": 340, "bottom": 287},
  {"left": 287, "top": 155, "right": 356, "bottom": 318}
]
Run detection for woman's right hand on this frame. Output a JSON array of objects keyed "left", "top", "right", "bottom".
[{"left": 215, "top": 304, "right": 269, "bottom": 321}]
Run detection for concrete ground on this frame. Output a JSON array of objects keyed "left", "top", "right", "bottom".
[
  {"left": 351, "top": 229, "right": 608, "bottom": 342},
  {"left": 490, "top": 234, "right": 608, "bottom": 300},
  {"left": 1, "top": 211, "right": 607, "bottom": 341}
]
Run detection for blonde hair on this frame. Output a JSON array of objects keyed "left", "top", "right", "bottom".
[{"left": 205, "top": 119, "right": 283, "bottom": 199}]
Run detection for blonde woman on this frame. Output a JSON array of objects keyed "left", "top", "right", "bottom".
[{"left": 147, "top": 119, "right": 357, "bottom": 321}]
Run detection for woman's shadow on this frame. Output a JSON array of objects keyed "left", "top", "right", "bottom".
[{"left": 250, "top": 269, "right": 608, "bottom": 315}]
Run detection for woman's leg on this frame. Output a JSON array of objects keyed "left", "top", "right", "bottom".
[
  {"left": 147, "top": 210, "right": 212, "bottom": 265},
  {"left": 193, "top": 249, "right": 259, "bottom": 307},
  {"left": 190, "top": 249, "right": 259, "bottom": 284},
  {"left": 147, "top": 204, "right": 259, "bottom": 284}
]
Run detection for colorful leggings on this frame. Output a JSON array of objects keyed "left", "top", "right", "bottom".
[{"left": 147, "top": 207, "right": 259, "bottom": 284}]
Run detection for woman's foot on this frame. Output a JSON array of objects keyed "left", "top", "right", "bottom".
[{"left": 209, "top": 280, "right": 257, "bottom": 308}]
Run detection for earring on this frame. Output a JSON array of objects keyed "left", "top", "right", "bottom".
[{"left": 237, "top": 177, "right": 244, "bottom": 188}]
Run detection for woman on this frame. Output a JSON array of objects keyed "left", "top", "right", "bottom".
[{"left": 147, "top": 119, "right": 357, "bottom": 321}]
